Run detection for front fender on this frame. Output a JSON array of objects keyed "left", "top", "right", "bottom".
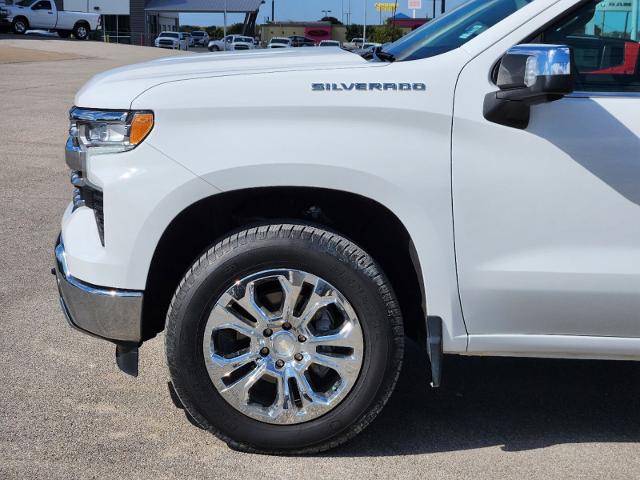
[{"left": 193, "top": 163, "right": 467, "bottom": 351}]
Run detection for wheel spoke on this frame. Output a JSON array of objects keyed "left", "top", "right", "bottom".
[
  {"left": 220, "top": 362, "right": 266, "bottom": 405},
  {"left": 234, "top": 281, "right": 277, "bottom": 326},
  {"left": 291, "top": 278, "right": 339, "bottom": 330},
  {"left": 309, "top": 352, "right": 361, "bottom": 382},
  {"left": 294, "top": 369, "right": 328, "bottom": 407},
  {"left": 207, "top": 302, "right": 260, "bottom": 339},
  {"left": 307, "top": 322, "right": 358, "bottom": 349},
  {"left": 277, "top": 274, "right": 303, "bottom": 321}
]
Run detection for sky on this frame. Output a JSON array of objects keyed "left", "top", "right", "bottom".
[{"left": 180, "top": 0, "right": 467, "bottom": 27}]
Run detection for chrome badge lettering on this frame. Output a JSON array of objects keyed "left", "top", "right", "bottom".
[{"left": 312, "top": 83, "right": 426, "bottom": 91}]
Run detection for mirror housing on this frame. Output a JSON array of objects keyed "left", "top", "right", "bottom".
[{"left": 484, "top": 45, "right": 575, "bottom": 129}]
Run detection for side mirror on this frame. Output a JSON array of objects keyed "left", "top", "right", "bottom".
[{"left": 483, "top": 45, "right": 575, "bottom": 129}]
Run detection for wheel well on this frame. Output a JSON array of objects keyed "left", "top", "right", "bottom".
[
  {"left": 13, "top": 16, "right": 28, "bottom": 26},
  {"left": 74, "top": 21, "right": 89, "bottom": 30},
  {"left": 142, "top": 187, "right": 427, "bottom": 344}
]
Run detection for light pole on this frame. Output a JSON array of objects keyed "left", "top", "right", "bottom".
[
  {"left": 322, "top": 9, "right": 332, "bottom": 18},
  {"left": 363, "top": 0, "right": 367, "bottom": 42},
  {"left": 223, "top": 0, "right": 227, "bottom": 38},
  {"left": 632, "top": 0, "right": 638, "bottom": 41}
]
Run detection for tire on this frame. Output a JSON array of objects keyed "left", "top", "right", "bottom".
[
  {"left": 210, "top": 45, "right": 219, "bottom": 52},
  {"left": 11, "top": 17, "right": 28, "bottom": 35},
  {"left": 57, "top": 30, "right": 71, "bottom": 38},
  {"left": 73, "top": 22, "right": 89, "bottom": 40},
  {"left": 165, "top": 224, "right": 404, "bottom": 454}
]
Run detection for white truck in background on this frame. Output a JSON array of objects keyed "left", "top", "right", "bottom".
[
  {"left": 55, "top": 0, "right": 640, "bottom": 455},
  {"left": 2, "top": 0, "right": 100, "bottom": 39}
]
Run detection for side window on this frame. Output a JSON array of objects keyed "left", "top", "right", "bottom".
[
  {"left": 542, "top": 0, "right": 640, "bottom": 92},
  {"left": 33, "top": 1, "right": 52, "bottom": 9}
]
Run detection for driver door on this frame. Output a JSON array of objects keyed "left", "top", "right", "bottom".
[
  {"left": 30, "top": 0, "right": 55, "bottom": 29},
  {"left": 453, "top": 0, "right": 640, "bottom": 341}
]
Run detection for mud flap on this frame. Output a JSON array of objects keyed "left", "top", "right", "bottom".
[{"left": 426, "top": 316, "right": 443, "bottom": 388}]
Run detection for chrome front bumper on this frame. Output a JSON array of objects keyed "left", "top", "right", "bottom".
[{"left": 54, "top": 236, "right": 143, "bottom": 343}]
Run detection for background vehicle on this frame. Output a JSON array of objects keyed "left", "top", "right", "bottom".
[
  {"left": 319, "top": 39, "right": 341, "bottom": 47},
  {"left": 267, "top": 36, "right": 292, "bottom": 48},
  {"left": 289, "top": 34, "right": 316, "bottom": 47},
  {"left": 3, "top": 0, "right": 99, "bottom": 39},
  {"left": 183, "top": 31, "right": 194, "bottom": 47},
  {"left": 190, "top": 30, "right": 209, "bottom": 46},
  {"left": 353, "top": 42, "right": 382, "bottom": 55},
  {"left": 155, "top": 31, "right": 188, "bottom": 50},
  {"left": 344, "top": 37, "right": 364, "bottom": 50},
  {"left": 208, "top": 34, "right": 255, "bottom": 51},
  {"left": 55, "top": 0, "right": 640, "bottom": 456}
]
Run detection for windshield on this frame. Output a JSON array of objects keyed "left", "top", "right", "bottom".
[
  {"left": 191, "top": 32, "right": 204, "bottom": 36},
  {"left": 16, "top": 0, "right": 35, "bottom": 6},
  {"left": 382, "top": 0, "right": 534, "bottom": 61},
  {"left": 160, "top": 33, "right": 179, "bottom": 38},
  {"left": 271, "top": 38, "right": 289, "bottom": 44}
]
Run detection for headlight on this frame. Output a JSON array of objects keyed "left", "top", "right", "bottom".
[{"left": 69, "top": 107, "right": 154, "bottom": 154}]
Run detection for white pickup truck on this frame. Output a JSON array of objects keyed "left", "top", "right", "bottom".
[
  {"left": 3, "top": 0, "right": 100, "bottom": 39},
  {"left": 55, "top": 0, "right": 640, "bottom": 454}
]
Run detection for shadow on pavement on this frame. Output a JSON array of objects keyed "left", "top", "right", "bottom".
[{"left": 327, "top": 340, "right": 640, "bottom": 457}]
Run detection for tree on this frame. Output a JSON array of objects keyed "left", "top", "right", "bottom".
[
  {"left": 370, "top": 25, "right": 403, "bottom": 44},
  {"left": 320, "top": 16, "right": 343, "bottom": 25},
  {"left": 346, "top": 24, "right": 376, "bottom": 40}
]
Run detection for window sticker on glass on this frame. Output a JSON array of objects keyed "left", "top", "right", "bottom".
[{"left": 459, "top": 23, "right": 486, "bottom": 39}]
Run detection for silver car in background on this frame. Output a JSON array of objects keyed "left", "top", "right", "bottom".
[
  {"left": 208, "top": 34, "right": 255, "bottom": 52},
  {"left": 190, "top": 30, "right": 209, "bottom": 46}
]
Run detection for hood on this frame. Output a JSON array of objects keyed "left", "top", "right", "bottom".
[{"left": 75, "top": 48, "right": 370, "bottom": 109}]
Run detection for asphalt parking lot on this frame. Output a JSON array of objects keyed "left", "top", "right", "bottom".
[{"left": 1, "top": 37, "right": 640, "bottom": 479}]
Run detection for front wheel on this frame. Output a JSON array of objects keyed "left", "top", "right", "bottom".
[
  {"left": 11, "top": 18, "right": 28, "bottom": 34},
  {"left": 165, "top": 224, "right": 404, "bottom": 454}
]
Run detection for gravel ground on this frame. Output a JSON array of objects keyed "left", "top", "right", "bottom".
[{"left": 1, "top": 36, "right": 639, "bottom": 480}]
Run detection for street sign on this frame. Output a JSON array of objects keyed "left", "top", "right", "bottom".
[
  {"left": 409, "top": 0, "right": 422, "bottom": 9},
  {"left": 375, "top": 2, "right": 398, "bottom": 12}
]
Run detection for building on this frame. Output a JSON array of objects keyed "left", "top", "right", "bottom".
[
  {"left": 260, "top": 21, "right": 347, "bottom": 45},
  {"left": 388, "top": 12, "right": 430, "bottom": 34},
  {"left": 62, "top": 0, "right": 262, "bottom": 45}
]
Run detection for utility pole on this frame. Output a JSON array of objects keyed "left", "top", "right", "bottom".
[
  {"left": 223, "top": 0, "right": 227, "bottom": 37},
  {"left": 363, "top": 0, "right": 367, "bottom": 42},
  {"left": 632, "top": 0, "right": 638, "bottom": 41},
  {"left": 272, "top": 0, "right": 275, "bottom": 23}
]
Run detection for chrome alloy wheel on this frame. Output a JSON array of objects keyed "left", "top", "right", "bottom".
[{"left": 202, "top": 269, "right": 364, "bottom": 425}]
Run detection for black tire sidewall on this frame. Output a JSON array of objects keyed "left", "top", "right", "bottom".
[{"left": 167, "top": 230, "right": 397, "bottom": 452}]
